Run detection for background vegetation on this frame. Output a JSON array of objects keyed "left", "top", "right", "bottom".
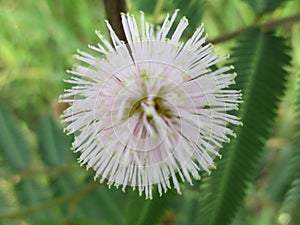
[{"left": 0, "top": 0, "right": 300, "bottom": 224}]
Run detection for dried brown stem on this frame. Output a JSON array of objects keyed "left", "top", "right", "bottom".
[{"left": 103, "top": 0, "right": 127, "bottom": 42}]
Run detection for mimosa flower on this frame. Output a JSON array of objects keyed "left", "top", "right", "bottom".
[{"left": 62, "top": 11, "right": 241, "bottom": 199}]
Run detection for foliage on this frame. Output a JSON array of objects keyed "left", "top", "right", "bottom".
[
  {"left": 0, "top": 0, "right": 300, "bottom": 225},
  {"left": 198, "top": 28, "right": 291, "bottom": 225},
  {"left": 241, "top": 0, "right": 287, "bottom": 14}
]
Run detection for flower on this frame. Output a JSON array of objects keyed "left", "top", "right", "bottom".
[{"left": 61, "top": 11, "right": 241, "bottom": 199}]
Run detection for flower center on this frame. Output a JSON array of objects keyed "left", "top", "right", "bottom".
[{"left": 128, "top": 96, "right": 173, "bottom": 120}]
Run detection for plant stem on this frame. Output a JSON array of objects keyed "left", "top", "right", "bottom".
[
  {"left": 209, "top": 12, "right": 300, "bottom": 44},
  {"left": 2, "top": 164, "right": 74, "bottom": 182},
  {"left": 261, "top": 12, "right": 300, "bottom": 30},
  {"left": 0, "top": 183, "right": 98, "bottom": 220},
  {"left": 103, "top": 0, "right": 127, "bottom": 42}
]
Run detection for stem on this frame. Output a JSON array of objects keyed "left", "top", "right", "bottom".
[
  {"left": 261, "top": 12, "right": 300, "bottom": 29},
  {"left": 0, "top": 183, "right": 98, "bottom": 220},
  {"left": 209, "top": 12, "right": 300, "bottom": 44},
  {"left": 2, "top": 164, "right": 74, "bottom": 182},
  {"left": 103, "top": 0, "right": 128, "bottom": 42},
  {"left": 209, "top": 27, "right": 251, "bottom": 44}
]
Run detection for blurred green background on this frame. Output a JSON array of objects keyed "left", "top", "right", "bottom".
[{"left": 0, "top": 0, "right": 300, "bottom": 224}]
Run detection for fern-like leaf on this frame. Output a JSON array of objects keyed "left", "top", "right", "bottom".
[
  {"left": 78, "top": 187, "right": 126, "bottom": 225},
  {"left": 125, "top": 191, "right": 176, "bottom": 225},
  {"left": 279, "top": 72, "right": 300, "bottom": 224},
  {"left": 0, "top": 102, "right": 31, "bottom": 171},
  {"left": 169, "top": 0, "right": 205, "bottom": 35},
  {"left": 37, "top": 116, "right": 70, "bottom": 166},
  {"left": 15, "top": 179, "right": 52, "bottom": 221},
  {"left": 280, "top": 178, "right": 300, "bottom": 225},
  {"left": 198, "top": 29, "right": 291, "bottom": 225}
]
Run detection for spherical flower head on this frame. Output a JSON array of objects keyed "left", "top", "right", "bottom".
[{"left": 61, "top": 11, "right": 241, "bottom": 199}]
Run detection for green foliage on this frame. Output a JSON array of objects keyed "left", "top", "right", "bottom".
[
  {"left": 79, "top": 187, "right": 126, "bottom": 225},
  {"left": 37, "top": 116, "right": 71, "bottom": 166},
  {"left": 0, "top": 0, "right": 106, "bottom": 125},
  {"left": 125, "top": 191, "right": 176, "bottom": 225},
  {"left": 0, "top": 0, "right": 300, "bottom": 224},
  {"left": 168, "top": 0, "right": 205, "bottom": 35},
  {"left": 242, "top": 0, "right": 287, "bottom": 14},
  {"left": 198, "top": 29, "right": 291, "bottom": 225},
  {"left": 132, "top": 0, "right": 157, "bottom": 13},
  {"left": 0, "top": 191, "right": 10, "bottom": 218},
  {"left": 265, "top": 147, "right": 296, "bottom": 202},
  {"left": 280, "top": 178, "right": 300, "bottom": 225},
  {"left": 0, "top": 102, "right": 31, "bottom": 171},
  {"left": 279, "top": 72, "right": 300, "bottom": 224},
  {"left": 15, "top": 180, "right": 51, "bottom": 221},
  {"left": 132, "top": 0, "right": 204, "bottom": 36},
  {"left": 175, "top": 187, "right": 201, "bottom": 225}
]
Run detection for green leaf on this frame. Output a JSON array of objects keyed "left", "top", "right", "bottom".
[
  {"left": 279, "top": 72, "right": 300, "bottom": 224},
  {"left": 51, "top": 174, "right": 79, "bottom": 196},
  {"left": 15, "top": 179, "right": 51, "bottom": 221},
  {"left": 48, "top": 173, "right": 82, "bottom": 218},
  {"left": 176, "top": 187, "right": 201, "bottom": 225},
  {"left": 280, "top": 178, "right": 300, "bottom": 225},
  {"left": 198, "top": 29, "right": 291, "bottom": 225},
  {"left": 78, "top": 187, "right": 126, "bottom": 225},
  {"left": 0, "top": 191, "right": 10, "bottom": 217},
  {"left": 162, "top": 0, "right": 205, "bottom": 38},
  {"left": 242, "top": 0, "right": 287, "bottom": 14},
  {"left": 132, "top": 0, "right": 205, "bottom": 37},
  {"left": 265, "top": 147, "right": 296, "bottom": 202},
  {"left": 125, "top": 190, "right": 176, "bottom": 225},
  {"left": 37, "top": 116, "right": 70, "bottom": 166},
  {"left": 0, "top": 102, "right": 31, "bottom": 171},
  {"left": 265, "top": 69, "right": 300, "bottom": 202},
  {"left": 132, "top": 0, "right": 157, "bottom": 13},
  {"left": 37, "top": 115, "right": 85, "bottom": 220},
  {"left": 170, "top": 0, "right": 205, "bottom": 35}
]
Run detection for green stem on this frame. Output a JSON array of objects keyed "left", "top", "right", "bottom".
[
  {"left": 209, "top": 12, "right": 300, "bottom": 44},
  {"left": 0, "top": 183, "right": 98, "bottom": 220},
  {"left": 2, "top": 164, "right": 74, "bottom": 182}
]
